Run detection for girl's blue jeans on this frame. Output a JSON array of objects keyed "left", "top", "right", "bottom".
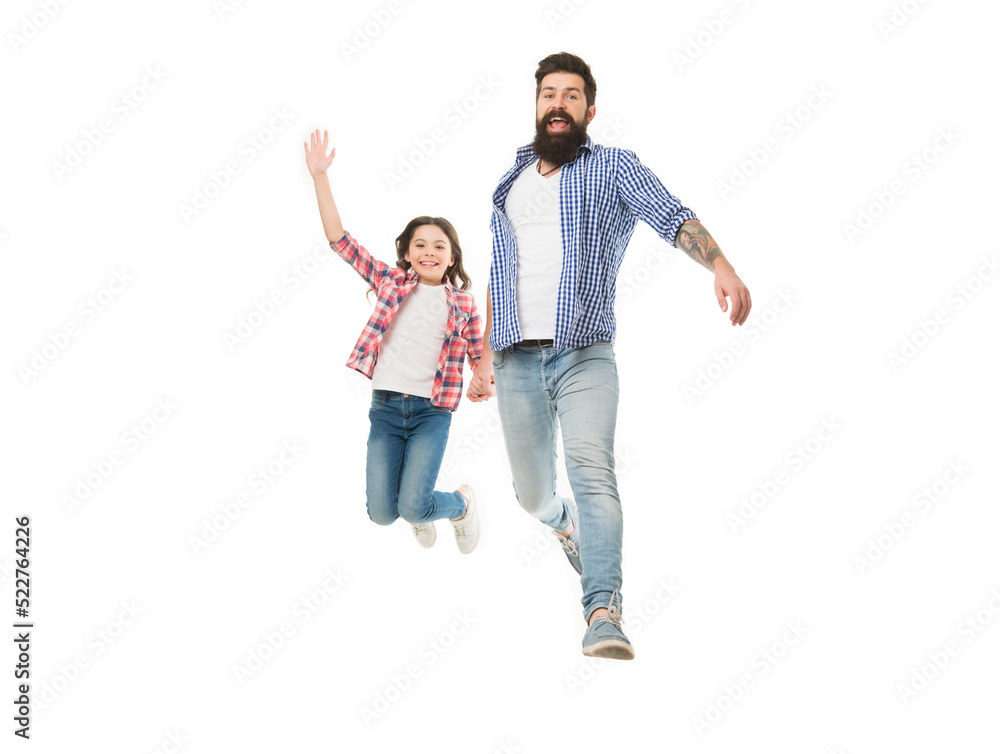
[
  {"left": 492, "top": 340, "right": 624, "bottom": 624},
  {"left": 366, "top": 390, "right": 467, "bottom": 525}
]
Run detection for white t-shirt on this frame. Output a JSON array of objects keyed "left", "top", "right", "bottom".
[
  {"left": 506, "top": 161, "right": 562, "bottom": 339},
  {"left": 372, "top": 282, "right": 449, "bottom": 398}
]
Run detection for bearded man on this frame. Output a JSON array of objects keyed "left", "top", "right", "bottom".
[{"left": 467, "top": 52, "right": 751, "bottom": 659}]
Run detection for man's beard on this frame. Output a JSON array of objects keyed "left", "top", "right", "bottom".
[{"left": 532, "top": 109, "right": 588, "bottom": 166}]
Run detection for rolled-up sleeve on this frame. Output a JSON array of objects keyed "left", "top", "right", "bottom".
[{"left": 615, "top": 149, "right": 698, "bottom": 247}]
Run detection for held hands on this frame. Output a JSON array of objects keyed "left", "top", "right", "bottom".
[
  {"left": 466, "top": 367, "right": 496, "bottom": 402},
  {"left": 304, "top": 129, "right": 335, "bottom": 177},
  {"left": 713, "top": 260, "right": 752, "bottom": 326}
]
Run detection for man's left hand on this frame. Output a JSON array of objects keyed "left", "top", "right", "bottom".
[{"left": 714, "top": 261, "right": 751, "bottom": 326}]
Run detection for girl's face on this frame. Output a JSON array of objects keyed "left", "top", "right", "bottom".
[{"left": 404, "top": 224, "right": 455, "bottom": 286}]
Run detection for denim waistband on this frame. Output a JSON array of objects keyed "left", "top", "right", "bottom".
[{"left": 371, "top": 389, "right": 432, "bottom": 401}]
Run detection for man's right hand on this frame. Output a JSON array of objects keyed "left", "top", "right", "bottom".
[{"left": 467, "top": 367, "right": 495, "bottom": 402}]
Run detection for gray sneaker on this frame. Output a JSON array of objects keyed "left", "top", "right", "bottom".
[
  {"left": 411, "top": 522, "right": 436, "bottom": 548},
  {"left": 450, "top": 485, "right": 480, "bottom": 554},
  {"left": 554, "top": 503, "right": 582, "bottom": 574},
  {"left": 582, "top": 590, "right": 634, "bottom": 660}
]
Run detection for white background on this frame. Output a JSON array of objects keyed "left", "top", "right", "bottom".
[{"left": 2, "top": 0, "right": 999, "bottom": 751}]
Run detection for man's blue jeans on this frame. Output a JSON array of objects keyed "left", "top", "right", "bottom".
[
  {"left": 492, "top": 341, "right": 623, "bottom": 623},
  {"left": 366, "top": 390, "right": 467, "bottom": 525}
]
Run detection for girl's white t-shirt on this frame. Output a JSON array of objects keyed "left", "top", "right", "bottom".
[
  {"left": 372, "top": 281, "right": 449, "bottom": 398},
  {"left": 506, "top": 161, "right": 562, "bottom": 340}
]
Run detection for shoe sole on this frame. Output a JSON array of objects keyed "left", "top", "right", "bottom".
[{"left": 583, "top": 639, "right": 635, "bottom": 660}]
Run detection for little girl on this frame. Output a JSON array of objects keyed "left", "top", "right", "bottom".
[{"left": 304, "top": 129, "right": 483, "bottom": 553}]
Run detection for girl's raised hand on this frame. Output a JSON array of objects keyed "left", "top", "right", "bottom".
[{"left": 304, "top": 129, "right": 335, "bottom": 177}]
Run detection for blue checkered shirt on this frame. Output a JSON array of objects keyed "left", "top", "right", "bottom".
[{"left": 488, "top": 136, "right": 697, "bottom": 350}]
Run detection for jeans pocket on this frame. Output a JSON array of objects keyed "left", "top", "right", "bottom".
[
  {"left": 369, "top": 392, "right": 386, "bottom": 412},
  {"left": 423, "top": 399, "right": 454, "bottom": 419},
  {"left": 591, "top": 339, "right": 617, "bottom": 361},
  {"left": 493, "top": 347, "right": 510, "bottom": 370}
]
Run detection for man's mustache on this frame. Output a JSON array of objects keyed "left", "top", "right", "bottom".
[{"left": 542, "top": 109, "right": 575, "bottom": 127}]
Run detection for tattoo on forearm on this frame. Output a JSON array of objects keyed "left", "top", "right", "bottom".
[{"left": 676, "top": 220, "right": 724, "bottom": 270}]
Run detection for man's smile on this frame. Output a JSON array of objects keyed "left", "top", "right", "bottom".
[{"left": 544, "top": 112, "right": 571, "bottom": 132}]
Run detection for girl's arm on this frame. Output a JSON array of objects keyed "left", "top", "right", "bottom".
[
  {"left": 312, "top": 173, "right": 345, "bottom": 244},
  {"left": 466, "top": 290, "right": 494, "bottom": 402},
  {"left": 463, "top": 298, "right": 484, "bottom": 376},
  {"left": 304, "top": 129, "right": 388, "bottom": 289},
  {"left": 304, "top": 129, "right": 345, "bottom": 243}
]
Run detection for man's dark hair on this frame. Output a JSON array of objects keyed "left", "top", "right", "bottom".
[{"left": 534, "top": 52, "right": 597, "bottom": 109}]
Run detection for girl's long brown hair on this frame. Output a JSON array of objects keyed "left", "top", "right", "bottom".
[{"left": 394, "top": 216, "right": 472, "bottom": 290}]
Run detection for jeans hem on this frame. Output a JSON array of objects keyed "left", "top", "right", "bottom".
[{"left": 583, "top": 593, "right": 621, "bottom": 624}]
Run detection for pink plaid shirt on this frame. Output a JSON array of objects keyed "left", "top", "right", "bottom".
[{"left": 332, "top": 231, "right": 482, "bottom": 411}]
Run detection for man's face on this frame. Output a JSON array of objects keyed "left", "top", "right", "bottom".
[{"left": 535, "top": 72, "right": 595, "bottom": 136}]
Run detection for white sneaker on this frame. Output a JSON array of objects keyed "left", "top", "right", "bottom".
[
  {"left": 450, "top": 485, "right": 480, "bottom": 554},
  {"left": 411, "top": 522, "right": 436, "bottom": 548}
]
